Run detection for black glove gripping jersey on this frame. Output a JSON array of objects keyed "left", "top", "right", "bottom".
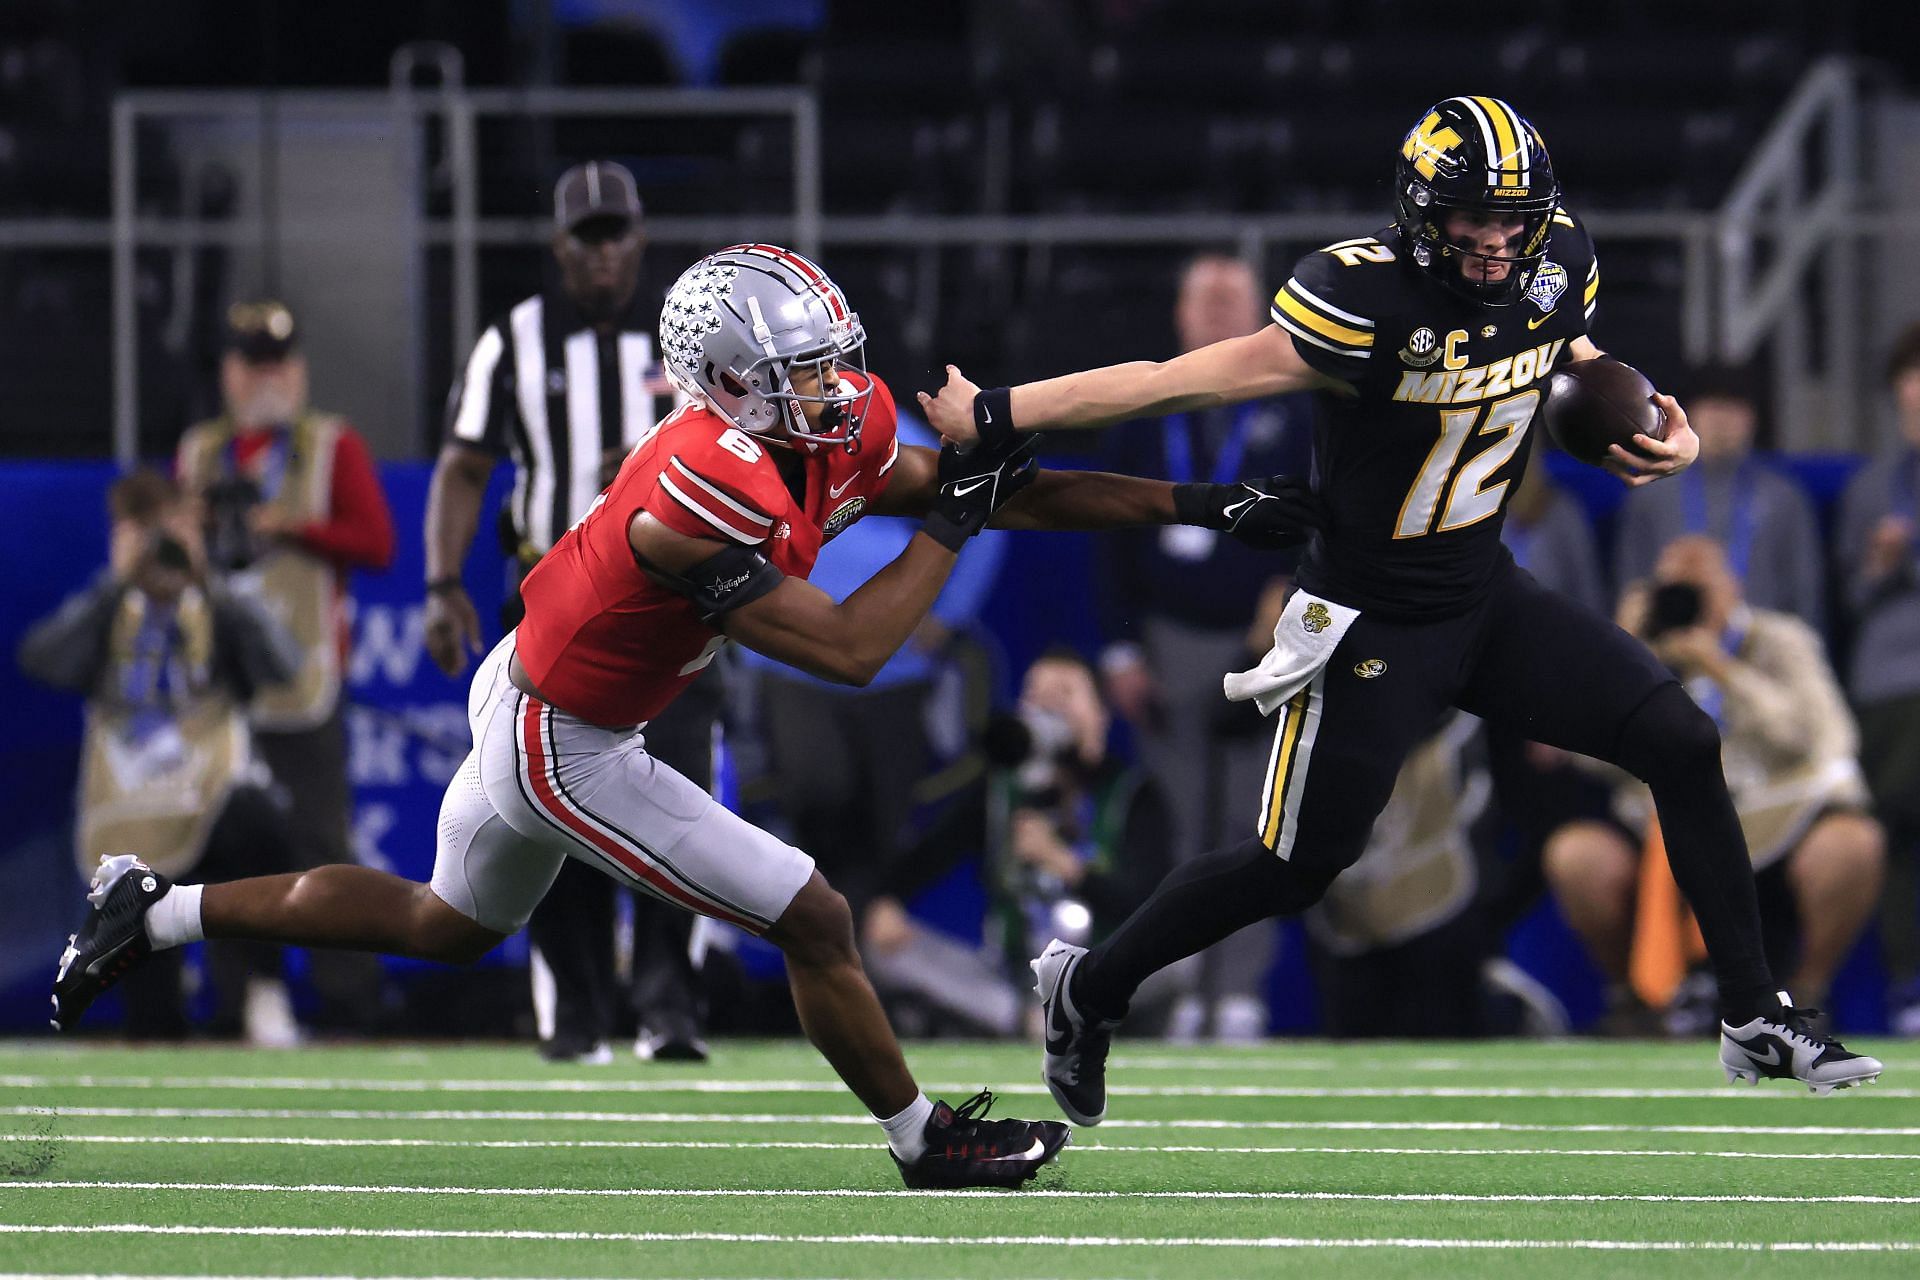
[{"left": 1270, "top": 211, "right": 1600, "bottom": 618}]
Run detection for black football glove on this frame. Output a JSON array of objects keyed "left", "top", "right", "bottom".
[
  {"left": 1171, "top": 475, "right": 1325, "bottom": 550},
  {"left": 921, "top": 436, "right": 1042, "bottom": 551}
]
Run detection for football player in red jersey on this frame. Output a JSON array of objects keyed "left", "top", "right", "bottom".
[{"left": 51, "top": 244, "right": 1314, "bottom": 1188}]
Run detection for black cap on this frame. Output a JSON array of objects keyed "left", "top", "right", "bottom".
[
  {"left": 225, "top": 300, "right": 298, "bottom": 363},
  {"left": 554, "top": 161, "right": 642, "bottom": 235}
]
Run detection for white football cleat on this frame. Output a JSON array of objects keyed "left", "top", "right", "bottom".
[
  {"left": 1721, "top": 994, "right": 1883, "bottom": 1096},
  {"left": 1031, "top": 938, "right": 1119, "bottom": 1126}
]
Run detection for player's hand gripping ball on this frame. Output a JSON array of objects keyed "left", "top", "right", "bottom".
[
  {"left": 1545, "top": 358, "right": 1698, "bottom": 487},
  {"left": 1543, "top": 357, "right": 1669, "bottom": 467}
]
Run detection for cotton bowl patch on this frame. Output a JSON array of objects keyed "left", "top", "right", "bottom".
[
  {"left": 1527, "top": 261, "right": 1568, "bottom": 312},
  {"left": 823, "top": 497, "right": 866, "bottom": 540}
]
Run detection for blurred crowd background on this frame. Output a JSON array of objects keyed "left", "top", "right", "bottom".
[{"left": 6, "top": 0, "right": 1920, "bottom": 1053}]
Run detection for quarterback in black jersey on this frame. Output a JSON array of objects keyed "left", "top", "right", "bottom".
[{"left": 924, "top": 94, "right": 1880, "bottom": 1107}]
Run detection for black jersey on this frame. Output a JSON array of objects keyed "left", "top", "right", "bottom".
[{"left": 1270, "top": 210, "right": 1600, "bottom": 618}]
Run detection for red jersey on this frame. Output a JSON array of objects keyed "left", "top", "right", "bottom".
[{"left": 515, "top": 371, "right": 902, "bottom": 726}]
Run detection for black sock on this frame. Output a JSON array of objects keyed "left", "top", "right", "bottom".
[
  {"left": 1612, "top": 685, "right": 1778, "bottom": 1019},
  {"left": 1073, "top": 837, "right": 1338, "bottom": 1021}
]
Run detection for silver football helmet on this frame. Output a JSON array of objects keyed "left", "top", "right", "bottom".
[{"left": 658, "top": 244, "right": 871, "bottom": 447}]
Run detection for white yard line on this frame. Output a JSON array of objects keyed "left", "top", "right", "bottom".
[
  {"left": 2, "top": 1075, "right": 1906, "bottom": 1099},
  {"left": 5, "top": 1179, "right": 1920, "bottom": 1205},
  {"left": 1, "top": 1224, "right": 1917, "bottom": 1253},
  {"left": 8, "top": 1105, "right": 1919, "bottom": 1138},
  {"left": 7, "top": 1134, "right": 1920, "bottom": 1159}
]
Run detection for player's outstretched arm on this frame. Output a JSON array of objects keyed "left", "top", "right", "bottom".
[
  {"left": 917, "top": 325, "right": 1341, "bottom": 448},
  {"left": 630, "top": 513, "right": 956, "bottom": 687},
  {"left": 628, "top": 442, "right": 1035, "bottom": 686},
  {"left": 726, "top": 539, "right": 959, "bottom": 687},
  {"left": 872, "top": 443, "right": 1320, "bottom": 544},
  {"left": 869, "top": 443, "right": 1179, "bottom": 531}
]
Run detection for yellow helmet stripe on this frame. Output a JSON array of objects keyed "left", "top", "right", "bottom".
[
  {"left": 1274, "top": 287, "right": 1373, "bottom": 349},
  {"left": 1448, "top": 96, "right": 1501, "bottom": 182},
  {"left": 1473, "top": 96, "right": 1525, "bottom": 181}
]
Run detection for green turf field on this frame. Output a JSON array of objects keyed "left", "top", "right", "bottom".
[{"left": 2, "top": 1037, "right": 1917, "bottom": 1279}]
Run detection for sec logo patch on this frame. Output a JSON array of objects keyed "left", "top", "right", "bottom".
[{"left": 1399, "top": 326, "right": 1440, "bottom": 368}]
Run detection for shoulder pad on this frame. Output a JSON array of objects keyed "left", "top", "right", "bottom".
[
  {"left": 1543, "top": 207, "right": 1599, "bottom": 322},
  {"left": 1272, "top": 239, "right": 1399, "bottom": 363},
  {"left": 656, "top": 423, "right": 788, "bottom": 545}
]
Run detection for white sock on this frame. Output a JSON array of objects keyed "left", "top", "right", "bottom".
[
  {"left": 878, "top": 1093, "right": 935, "bottom": 1162},
  {"left": 144, "top": 883, "right": 205, "bottom": 950}
]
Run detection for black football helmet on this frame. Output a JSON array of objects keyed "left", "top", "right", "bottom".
[{"left": 1393, "top": 96, "right": 1561, "bottom": 307}]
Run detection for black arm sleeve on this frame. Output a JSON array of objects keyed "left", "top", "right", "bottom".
[{"left": 633, "top": 543, "right": 785, "bottom": 622}]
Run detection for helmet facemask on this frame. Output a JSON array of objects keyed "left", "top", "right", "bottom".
[
  {"left": 659, "top": 248, "right": 873, "bottom": 451},
  {"left": 1399, "top": 186, "right": 1556, "bottom": 307},
  {"left": 753, "top": 311, "right": 873, "bottom": 450}
]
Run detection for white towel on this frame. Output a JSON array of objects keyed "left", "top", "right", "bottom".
[{"left": 1223, "top": 590, "right": 1361, "bottom": 717}]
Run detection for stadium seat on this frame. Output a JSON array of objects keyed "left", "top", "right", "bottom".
[{"left": 716, "top": 28, "right": 819, "bottom": 86}]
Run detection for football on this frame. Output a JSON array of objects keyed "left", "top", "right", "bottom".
[{"left": 1543, "top": 357, "right": 1669, "bottom": 466}]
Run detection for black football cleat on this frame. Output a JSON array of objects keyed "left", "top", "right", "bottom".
[
  {"left": 1721, "top": 997, "right": 1883, "bottom": 1096},
  {"left": 51, "top": 854, "right": 171, "bottom": 1031},
  {"left": 1032, "top": 938, "right": 1119, "bottom": 1126},
  {"left": 893, "top": 1090, "right": 1071, "bottom": 1189}
]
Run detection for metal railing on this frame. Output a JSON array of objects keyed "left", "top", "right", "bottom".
[
  {"left": 0, "top": 60, "right": 1886, "bottom": 461},
  {"left": 102, "top": 81, "right": 821, "bottom": 462},
  {"left": 1715, "top": 56, "right": 1865, "bottom": 448}
]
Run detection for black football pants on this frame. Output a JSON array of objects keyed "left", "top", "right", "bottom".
[{"left": 1077, "top": 557, "right": 1778, "bottom": 1020}]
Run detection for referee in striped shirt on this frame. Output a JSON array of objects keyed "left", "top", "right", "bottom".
[{"left": 424, "top": 160, "right": 716, "bottom": 1064}]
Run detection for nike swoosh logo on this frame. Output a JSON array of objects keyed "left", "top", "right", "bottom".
[
  {"left": 983, "top": 1136, "right": 1048, "bottom": 1163},
  {"left": 1221, "top": 497, "right": 1260, "bottom": 523},
  {"left": 1741, "top": 1042, "right": 1784, "bottom": 1068},
  {"left": 953, "top": 477, "right": 992, "bottom": 497},
  {"left": 982, "top": 404, "right": 993, "bottom": 423},
  {"left": 829, "top": 475, "right": 859, "bottom": 498},
  {"left": 1527, "top": 310, "right": 1556, "bottom": 329},
  {"left": 54, "top": 936, "right": 77, "bottom": 983}
]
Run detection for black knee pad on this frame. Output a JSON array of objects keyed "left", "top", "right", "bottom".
[{"left": 1614, "top": 682, "right": 1722, "bottom": 782}]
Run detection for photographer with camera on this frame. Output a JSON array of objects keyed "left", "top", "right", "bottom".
[
  {"left": 859, "top": 647, "right": 1176, "bottom": 1036},
  {"left": 1543, "top": 535, "right": 1883, "bottom": 1033},
  {"left": 19, "top": 470, "right": 304, "bottom": 1039},
  {"left": 1613, "top": 367, "right": 1824, "bottom": 630},
  {"left": 175, "top": 301, "right": 395, "bottom": 1032}
]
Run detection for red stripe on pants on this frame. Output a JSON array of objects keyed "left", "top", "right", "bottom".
[{"left": 518, "top": 699, "right": 760, "bottom": 931}]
